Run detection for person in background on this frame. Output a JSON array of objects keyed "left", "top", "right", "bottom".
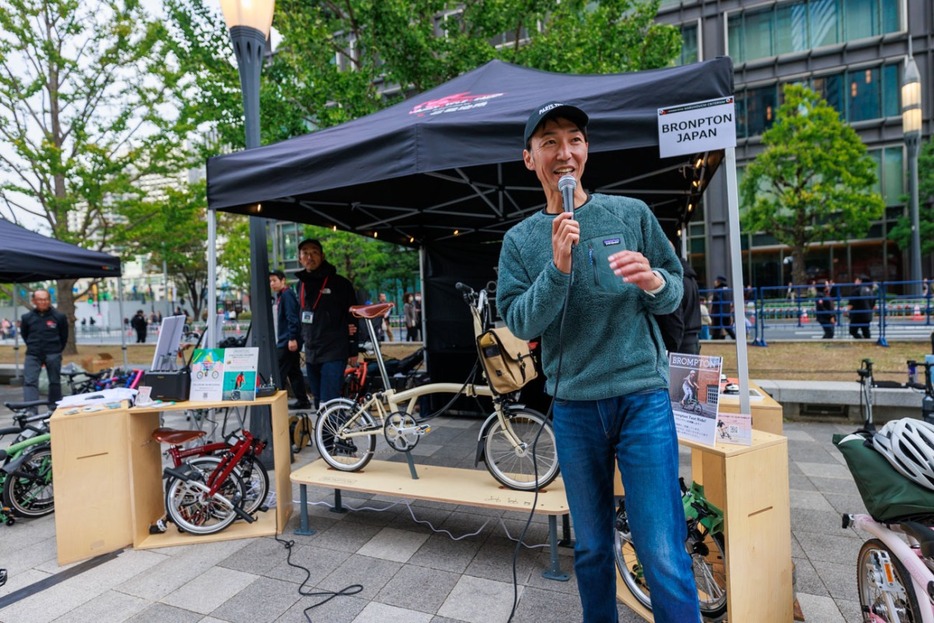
[
  {"left": 413, "top": 292, "right": 423, "bottom": 341},
  {"left": 270, "top": 270, "right": 311, "bottom": 410},
  {"left": 403, "top": 292, "right": 418, "bottom": 342},
  {"left": 655, "top": 247, "right": 702, "bottom": 355},
  {"left": 847, "top": 275, "right": 874, "bottom": 339},
  {"left": 377, "top": 292, "right": 394, "bottom": 342},
  {"left": 496, "top": 101, "right": 699, "bottom": 623},
  {"left": 21, "top": 289, "right": 68, "bottom": 406},
  {"left": 295, "top": 238, "right": 358, "bottom": 406},
  {"left": 131, "top": 309, "right": 148, "bottom": 343},
  {"left": 699, "top": 298, "right": 711, "bottom": 341},
  {"left": 815, "top": 280, "right": 836, "bottom": 339},
  {"left": 710, "top": 275, "right": 735, "bottom": 340}
]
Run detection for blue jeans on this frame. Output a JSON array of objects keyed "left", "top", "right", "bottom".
[
  {"left": 305, "top": 359, "right": 346, "bottom": 405},
  {"left": 23, "top": 352, "right": 63, "bottom": 407},
  {"left": 553, "top": 389, "right": 700, "bottom": 623}
]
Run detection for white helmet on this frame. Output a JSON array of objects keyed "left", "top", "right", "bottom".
[{"left": 872, "top": 418, "right": 934, "bottom": 491}]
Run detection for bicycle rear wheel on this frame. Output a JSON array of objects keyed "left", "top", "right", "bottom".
[
  {"left": 165, "top": 462, "right": 246, "bottom": 535},
  {"left": 614, "top": 500, "right": 727, "bottom": 619},
  {"left": 314, "top": 403, "right": 376, "bottom": 471},
  {"left": 2, "top": 446, "right": 54, "bottom": 517},
  {"left": 483, "top": 409, "right": 559, "bottom": 491},
  {"left": 188, "top": 455, "right": 269, "bottom": 516},
  {"left": 857, "top": 538, "right": 922, "bottom": 622}
]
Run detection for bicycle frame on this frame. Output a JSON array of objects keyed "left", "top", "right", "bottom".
[
  {"left": 845, "top": 513, "right": 934, "bottom": 623},
  {"left": 337, "top": 301, "right": 529, "bottom": 451}
]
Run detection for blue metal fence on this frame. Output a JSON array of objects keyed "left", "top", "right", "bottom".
[{"left": 699, "top": 280, "right": 933, "bottom": 347}]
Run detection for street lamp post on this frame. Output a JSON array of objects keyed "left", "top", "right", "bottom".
[
  {"left": 220, "top": 0, "right": 279, "bottom": 466},
  {"left": 219, "top": 0, "right": 278, "bottom": 387},
  {"left": 902, "top": 52, "right": 923, "bottom": 295}
]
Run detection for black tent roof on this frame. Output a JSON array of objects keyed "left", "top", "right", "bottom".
[
  {"left": 207, "top": 58, "right": 733, "bottom": 244},
  {"left": 0, "top": 219, "right": 121, "bottom": 282}
]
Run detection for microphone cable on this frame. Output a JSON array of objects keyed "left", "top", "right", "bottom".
[{"left": 506, "top": 218, "right": 576, "bottom": 622}]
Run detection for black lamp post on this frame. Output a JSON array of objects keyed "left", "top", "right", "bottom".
[
  {"left": 220, "top": 0, "right": 279, "bottom": 465},
  {"left": 902, "top": 52, "right": 922, "bottom": 294}
]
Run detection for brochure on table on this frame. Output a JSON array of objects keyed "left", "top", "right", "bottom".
[
  {"left": 222, "top": 347, "right": 259, "bottom": 401},
  {"left": 189, "top": 348, "right": 225, "bottom": 402},
  {"left": 669, "top": 352, "right": 723, "bottom": 447}
]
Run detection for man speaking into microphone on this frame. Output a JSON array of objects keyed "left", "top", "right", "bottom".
[{"left": 496, "top": 102, "right": 698, "bottom": 623}]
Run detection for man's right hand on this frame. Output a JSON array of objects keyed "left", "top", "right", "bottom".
[{"left": 552, "top": 212, "right": 579, "bottom": 274}]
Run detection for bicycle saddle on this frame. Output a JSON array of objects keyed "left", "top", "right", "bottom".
[
  {"left": 4, "top": 399, "right": 54, "bottom": 411},
  {"left": 151, "top": 427, "right": 207, "bottom": 445},
  {"left": 350, "top": 302, "right": 394, "bottom": 319}
]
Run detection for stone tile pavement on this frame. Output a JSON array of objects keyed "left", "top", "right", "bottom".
[{"left": 0, "top": 381, "right": 880, "bottom": 622}]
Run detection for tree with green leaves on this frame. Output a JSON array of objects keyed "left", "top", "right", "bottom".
[
  {"left": 889, "top": 138, "right": 934, "bottom": 265},
  {"left": 740, "top": 84, "right": 885, "bottom": 286},
  {"left": 0, "top": 0, "right": 187, "bottom": 353},
  {"left": 157, "top": 0, "right": 680, "bottom": 302}
]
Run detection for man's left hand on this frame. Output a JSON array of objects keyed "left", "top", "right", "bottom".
[{"left": 608, "top": 250, "right": 663, "bottom": 292}]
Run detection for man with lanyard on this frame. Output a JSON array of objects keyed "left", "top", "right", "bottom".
[
  {"left": 270, "top": 270, "right": 311, "bottom": 409},
  {"left": 496, "top": 102, "right": 699, "bottom": 622},
  {"left": 294, "top": 238, "right": 358, "bottom": 407},
  {"left": 21, "top": 288, "right": 68, "bottom": 407}
]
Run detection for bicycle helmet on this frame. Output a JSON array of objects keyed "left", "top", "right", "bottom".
[{"left": 872, "top": 418, "right": 934, "bottom": 491}]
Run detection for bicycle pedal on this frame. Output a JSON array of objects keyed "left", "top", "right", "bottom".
[
  {"left": 149, "top": 518, "right": 168, "bottom": 534},
  {"left": 417, "top": 424, "right": 431, "bottom": 435}
]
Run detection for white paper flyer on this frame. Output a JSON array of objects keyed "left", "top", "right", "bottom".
[
  {"left": 717, "top": 412, "right": 753, "bottom": 446},
  {"left": 222, "top": 347, "right": 259, "bottom": 401},
  {"left": 668, "top": 352, "right": 723, "bottom": 447},
  {"left": 189, "top": 348, "right": 225, "bottom": 402}
]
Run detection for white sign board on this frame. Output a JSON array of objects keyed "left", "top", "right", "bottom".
[{"left": 658, "top": 97, "right": 737, "bottom": 158}]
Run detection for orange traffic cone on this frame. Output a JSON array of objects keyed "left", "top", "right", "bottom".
[
  {"left": 913, "top": 305, "right": 923, "bottom": 321},
  {"left": 801, "top": 309, "right": 809, "bottom": 324}
]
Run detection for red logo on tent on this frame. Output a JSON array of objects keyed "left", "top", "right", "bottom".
[{"left": 410, "top": 91, "right": 504, "bottom": 117}]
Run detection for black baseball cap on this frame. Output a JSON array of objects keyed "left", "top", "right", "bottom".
[
  {"left": 524, "top": 102, "right": 589, "bottom": 147},
  {"left": 298, "top": 238, "right": 323, "bottom": 253}
]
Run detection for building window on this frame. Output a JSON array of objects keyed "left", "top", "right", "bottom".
[
  {"left": 680, "top": 23, "right": 699, "bottom": 65},
  {"left": 727, "top": 0, "right": 900, "bottom": 64},
  {"left": 869, "top": 146, "right": 904, "bottom": 207}
]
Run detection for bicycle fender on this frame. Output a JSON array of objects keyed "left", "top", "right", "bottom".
[
  {"left": 1, "top": 444, "right": 50, "bottom": 475},
  {"left": 474, "top": 404, "right": 529, "bottom": 465}
]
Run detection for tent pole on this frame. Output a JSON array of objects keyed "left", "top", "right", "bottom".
[
  {"left": 724, "top": 147, "right": 751, "bottom": 414},
  {"left": 11, "top": 285, "right": 21, "bottom": 384},
  {"left": 207, "top": 208, "right": 217, "bottom": 349},
  {"left": 418, "top": 247, "right": 427, "bottom": 366},
  {"left": 117, "top": 279, "right": 128, "bottom": 368}
]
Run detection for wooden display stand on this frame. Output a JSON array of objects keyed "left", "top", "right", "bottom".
[
  {"left": 50, "top": 392, "right": 292, "bottom": 565},
  {"left": 718, "top": 381, "right": 784, "bottom": 435},
  {"left": 616, "top": 430, "right": 792, "bottom": 622},
  {"left": 291, "top": 459, "right": 572, "bottom": 580}
]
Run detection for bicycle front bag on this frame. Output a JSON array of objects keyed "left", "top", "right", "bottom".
[{"left": 476, "top": 326, "right": 538, "bottom": 395}]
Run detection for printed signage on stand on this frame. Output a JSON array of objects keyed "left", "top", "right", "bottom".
[{"left": 657, "top": 97, "right": 737, "bottom": 158}]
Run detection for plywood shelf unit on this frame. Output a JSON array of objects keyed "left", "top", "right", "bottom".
[{"left": 51, "top": 392, "right": 292, "bottom": 565}]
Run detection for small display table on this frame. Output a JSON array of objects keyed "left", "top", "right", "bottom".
[
  {"left": 617, "top": 430, "right": 792, "bottom": 622},
  {"left": 50, "top": 392, "right": 291, "bottom": 565}
]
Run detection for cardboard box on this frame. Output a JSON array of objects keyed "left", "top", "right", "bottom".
[{"left": 80, "top": 352, "right": 114, "bottom": 373}]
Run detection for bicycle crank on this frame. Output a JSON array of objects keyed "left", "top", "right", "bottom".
[{"left": 383, "top": 411, "right": 430, "bottom": 452}]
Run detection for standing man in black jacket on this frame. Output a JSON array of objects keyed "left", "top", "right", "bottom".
[
  {"left": 21, "top": 289, "right": 68, "bottom": 405},
  {"left": 295, "top": 239, "right": 358, "bottom": 406}
]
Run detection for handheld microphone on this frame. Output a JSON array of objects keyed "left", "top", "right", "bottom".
[{"left": 558, "top": 175, "right": 576, "bottom": 214}]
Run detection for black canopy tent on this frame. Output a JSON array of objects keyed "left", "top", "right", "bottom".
[
  {"left": 206, "top": 58, "right": 736, "bottom": 391},
  {"left": 0, "top": 218, "right": 124, "bottom": 375},
  {"left": 0, "top": 219, "right": 121, "bottom": 282}
]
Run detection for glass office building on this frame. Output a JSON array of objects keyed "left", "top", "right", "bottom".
[{"left": 655, "top": 0, "right": 931, "bottom": 291}]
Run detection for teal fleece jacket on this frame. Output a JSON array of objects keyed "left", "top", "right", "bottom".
[{"left": 497, "top": 194, "right": 683, "bottom": 401}]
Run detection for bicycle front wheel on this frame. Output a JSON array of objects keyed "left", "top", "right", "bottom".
[
  {"left": 483, "top": 409, "right": 559, "bottom": 491},
  {"left": 314, "top": 404, "right": 376, "bottom": 471},
  {"left": 2, "top": 446, "right": 54, "bottom": 517},
  {"left": 614, "top": 501, "right": 727, "bottom": 619},
  {"left": 165, "top": 462, "right": 246, "bottom": 535},
  {"left": 857, "top": 538, "right": 922, "bottom": 622}
]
